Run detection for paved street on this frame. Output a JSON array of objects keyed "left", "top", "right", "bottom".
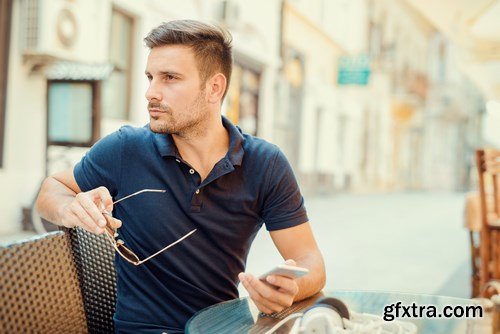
[{"left": 241, "top": 191, "right": 471, "bottom": 299}]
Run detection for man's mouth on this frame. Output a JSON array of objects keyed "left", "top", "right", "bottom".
[{"left": 149, "top": 109, "right": 167, "bottom": 117}]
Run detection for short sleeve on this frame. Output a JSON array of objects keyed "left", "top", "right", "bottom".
[
  {"left": 73, "top": 129, "right": 123, "bottom": 195},
  {"left": 261, "top": 148, "right": 309, "bottom": 231}
]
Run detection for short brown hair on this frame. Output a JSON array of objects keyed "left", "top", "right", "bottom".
[{"left": 144, "top": 20, "right": 233, "bottom": 100}]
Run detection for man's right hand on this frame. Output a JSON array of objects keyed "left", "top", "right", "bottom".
[{"left": 59, "top": 186, "right": 122, "bottom": 235}]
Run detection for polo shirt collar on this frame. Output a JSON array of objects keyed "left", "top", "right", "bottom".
[{"left": 151, "top": 115, "right": 245, "bottom": 166}]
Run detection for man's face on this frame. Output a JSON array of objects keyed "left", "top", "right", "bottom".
[{"left": 145, "top": 45, "right": 209, "bottom": 135}]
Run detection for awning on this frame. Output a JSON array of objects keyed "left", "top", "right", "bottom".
[
  {"left": 403, "top": 0, "right": 500, "bottom": 100},
  {"left": 44, "top": 61, "right": 114, "bottom": 81}
]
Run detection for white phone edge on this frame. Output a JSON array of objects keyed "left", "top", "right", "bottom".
[{"left": 259, "top": 264, "right": 310, "bottom": 280}]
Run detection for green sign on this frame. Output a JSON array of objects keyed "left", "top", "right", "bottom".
[{"left": 337, "top": 54, "right": 371, "bottom": 85}]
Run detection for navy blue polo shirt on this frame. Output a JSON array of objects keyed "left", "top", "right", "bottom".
[{"left": 73, "top": 116, "right": 308, "bottom": 333}]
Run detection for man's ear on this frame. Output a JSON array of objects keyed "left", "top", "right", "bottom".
[{"left": 206, "top": 73, "right": 227, "bottom": 104}]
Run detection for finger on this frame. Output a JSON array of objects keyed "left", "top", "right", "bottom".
[
  {"left": 61, "top": 209, "right": 79, "bottom": 229},
  {"left": 246, "top": 273, "right": 292, "bottom": 308},
  {"left": 267, "top": 275, "right": 299, "bottom": 295},
  {"left": 69, "top": 201, "right": 104, "bottom": 234},
  {"left": 103, "top": 213, "right": 122, "bottom": 229},
  {"left": 245, "top": 273, "right": 293, "bottom": 310},
  {"left": 65, "top": 209, "right": 102, "bottom": 234},
  {"left": 103, "top": 217, "right": 116, "bottom": 236},
  {"left": 76, "top": 192, "right": 107, "bottom": 228},
  {"left": 239, "top": 273, "right": 284, "bottom": 313},
  {"left": 241, "top": 279, "right": 279, "bottom": 314},
  {"left": 284, "top": 259, "right": 296, "bottom": 266},
  {"left": 110, "top": 217, "right": 122, "bottom": 229},
  {"left": 248, "top": 297, "right": 274, "bottom": 315},
  {"left": 96, "top": 186, "right": 113, "bottom": 212},
  {"left": 255, "top": 301, "right": 274, "bottom": 314}
]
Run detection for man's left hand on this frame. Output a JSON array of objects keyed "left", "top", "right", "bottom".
[{"left": 238, "top": 259, "right": 300, "bottom": 314}]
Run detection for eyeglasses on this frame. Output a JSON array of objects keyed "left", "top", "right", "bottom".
[{"left": 101, "top": 189, "right": 197, "bottom": 266}]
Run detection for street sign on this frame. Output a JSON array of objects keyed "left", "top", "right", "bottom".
[{"left": 337, "top": 54, "right": 371, "bottom": 85}]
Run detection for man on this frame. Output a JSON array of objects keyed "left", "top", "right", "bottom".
[{"left": 36, "top": 20, "right": 325, "bottom": 333}]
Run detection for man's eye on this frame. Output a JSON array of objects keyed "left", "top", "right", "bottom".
[{"left": 166, "top": 75, "right": 175, "bottom": 80}]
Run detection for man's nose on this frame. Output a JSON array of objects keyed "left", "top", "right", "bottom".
[{"left": 145, "top": 81, "right": 162, "bottom": 102}]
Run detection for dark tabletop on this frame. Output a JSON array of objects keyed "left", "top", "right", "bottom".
[{"left": 186, "top": 290, "right": 480, "bottom": 334}]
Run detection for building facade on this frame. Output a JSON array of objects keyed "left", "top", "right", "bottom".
[
  {"left": 0, "top": 0, "right": 490, "bottom": 234},
  {"left": 365, "top": 0, "right": 484, "bottom": 191},
  {"left": 0, "top": 0, "right": 282, "bottom": 234}
]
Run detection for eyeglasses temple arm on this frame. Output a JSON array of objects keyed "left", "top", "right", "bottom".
[
  {"left": 136, "top": 229, "right": 197, "bottom": 265},
  {"left": 102, "top": 189, "right": 167, "bottom": 215},
  {"left": 112, "top": 189, "right": 166, "bottom": 205}
]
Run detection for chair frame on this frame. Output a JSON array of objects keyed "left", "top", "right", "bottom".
[{"left": 476, "top": 148, "right": 500, "bottom": 294}]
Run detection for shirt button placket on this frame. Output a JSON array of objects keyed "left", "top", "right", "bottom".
[
  {"left": 189, "top": 168, "right": 195, "bottom": 175},
  {"left": 191, "top": 186, "right": 202, "bottom": 212}
]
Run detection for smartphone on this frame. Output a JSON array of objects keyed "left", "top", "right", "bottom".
[{"left": 259, "top": 264, "right": 309, "bottom": 280}]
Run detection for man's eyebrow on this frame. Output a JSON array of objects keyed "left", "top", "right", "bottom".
[
  {"left": 144, "top": 70, "right": 183, "bottom": 77},
  {"left": 159, "top": 71, "right": 183, "bottom": 77}
]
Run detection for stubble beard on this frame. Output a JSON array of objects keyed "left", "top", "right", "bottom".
[{"left": 149, "top": 91, "right": 210, "bottom": 138}]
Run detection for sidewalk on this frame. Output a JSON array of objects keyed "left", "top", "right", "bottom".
[
  {"left": 241, "top": 191, "right": 470, "bottom": 298},
  {"left": 0, "top": 231, "right": 37, "bottom": 245}
]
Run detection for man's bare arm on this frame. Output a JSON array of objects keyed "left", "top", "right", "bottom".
[
  {"left": 270, "top": 222, "right": 326, "bottom": 301},
  {"left": 35, "top": 167, "right": 121, "bottom": 234},
  {"left": 239, "top": 222, "right": 326, "bottom": 314}
]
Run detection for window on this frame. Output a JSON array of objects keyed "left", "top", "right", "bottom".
[
  {"left": 0, "top": 0, "right": 13, "bottom": 167},
  {"left": 47, "top": 81, "right": 100, "bottom": 146},
  {"left": 102, "top": 9, "right": 134, "bottom": 119}
]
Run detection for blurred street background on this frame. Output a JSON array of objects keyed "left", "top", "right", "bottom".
[
  {"left": 1, "top": 0, "right": 500, "bottom": 298},
  {"left": 243, "top": 192, "right": 469, "bottom": 298}
]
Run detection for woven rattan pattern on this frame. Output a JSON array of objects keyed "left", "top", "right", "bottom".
[
  {"left": 66, "top": 227, "right": 117, "bottom": 333},
  {"left": 0, "top": 231, "right": 88, "bottom": 333}
]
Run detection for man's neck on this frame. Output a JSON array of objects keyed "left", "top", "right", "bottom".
[{"left": 172, "top": 115, "right": 230, "bottom": 181}]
